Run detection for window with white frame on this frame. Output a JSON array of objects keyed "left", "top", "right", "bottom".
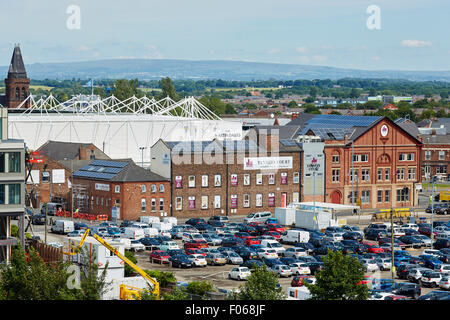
[
  {"left": 439, "top": 151, "right": 445, "bottom": 160},
  {"left": 360, "top": 154, "right": 369, "bottom": 162},
  {"left": 201, "top": 175, "right": 208, "bottom": 187},
  {"left": 175, "top": 197, "right": 182, "bottom": 210},
  {"left": 293, "top": 172, "right": 299, "bottom": 184},
  {"left": 425, "top": 150, "right": 431, "bottom": 160},
  {"left": 141, "top": 199, "right": 146, "bottom": 212},
  {"left": 396, "top": 168, "right": 405, "bottom": 180},
  {"left": 188, "top": 175, "right": 195, "bottom": 188},
  {"left": 214, "top": 174, "right": 221, "bottom": 186},
  {"left": 141, "top": 185, "right": 146, "bottom": 193},
  {"left": 159, "top": 184, "right": 165, "bottom": 193},
  {"left": 377, "top": 190, "right": 383, "bottom": 203},
  {"left": 408, "top": 167, "right": 416, "bottom": 180},
  {"left": 159, "top": 198, "right": 164, "bottom": 211},
  {"left": 201, "top": 196, "right": 208, "bottom": 209},
  {"left": 243, "top": 194, "right": 250, "bottom": 208},
  {"left": 332, "top": 154, "right": 340, "bottom": 163},
  {"left": 151, "top": 198, "right": 156, "bottom": 211},
  {"left": 151, "top": 184, "right": 157, "bottom": 193},
  {"left": 214, "top": 195, "right": 221, "bottom": 209},
  {"left": 349, "top": 169, "right": 358, "bottom": 182},
  {"left": 361, "top": 169, "right": 370, "bottom": 182},
  {"left": 268, "top": 173, "right": 275, "bottom": 185},
  {"left": 407, "top": 153, "right": 415, "bottom": 161},
  {"left": 115, "top": 185, "right": 120, "bottom": 193},
  {"left": 385, "top": 168, "right": 390, "bottom": 181},
  {"left": 256, "top": 193, "right": 263, "bottom": 207},
  {"left": 361, "top": 190, "right": 370, "bottom": 204},
  {"left": 244, "top": 174, "right": 250, "bottom": 186},
  {"left": 256, "top": 173, "right": 263, "bottom": 185},
  {"left": 332, "top": 169, "right": 340, "bottom": 183},
  {"left": 377, "top": 168, "right": 383, "bottom": 181},
  {"left": 385, "top": 190, "right": 390, "bottom": 203}
]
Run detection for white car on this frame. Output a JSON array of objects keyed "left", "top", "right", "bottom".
[
  {"left": 182, "top": 232, "right": 205, "bottom": 243},
  {"left": 129, "top": 240, "right": 145, "bottom": 252},
  {"left": 323, "top": 234, "right": 343, "bottom": 242},
  {"left": 158, "top": 241, "right": 179, "bottom": 251},
  {"left": 187, "top": 254, "right": 207, "bottom": 267},
  {"left": 420, "top": 271, "right": 443, "bottom": 287},
  {"left": 374, "top": 257, "right": 392, "bottom": 271},
  {"left": 434, "top": 226, "right": 450, "bottom": 236},
  {"left": 271, "top": 264, "right": 293, "bottom": 278},
  {"left": 369, "top": 292, "right": 395, "bottom": 300},
  {"left": 283, "top": 247, "right": 308, "bottom": 259},
  {"left": 386, "top": 228, "right": 406, "bottom": 237},
  {"left": 228, "top": 267, "right": 252, "bottom": 281},
  {"left": 255, "top": 248, "right": 278, "bottom": 260},
  {"left": 437, "top": 264, "right": 450, "bottom": 275},
  {"left": 439, "top": 276, "right": 450, "bottom": 290},
  {"left": 407, "top": 267, "right": 431, "bottom": 283},
  {"left": 289, "top": 262, "right": 311, "bottom": 275},
  {"left": 360, "top": 258, "right": 379, "bottom": 272},
  {"left": 402, "top": 224, "right": 419, "bottom": 232},
  {"left": 414, "top": 235, "right": 433, "bottom": 246}
]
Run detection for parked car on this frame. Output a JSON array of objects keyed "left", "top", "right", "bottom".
[
  {"left": 341, "top": 225, "right": 364, "bottom": 237},
  {"left": 139, "top": 237, "right": 161, "bottom": 251},
  {"left": 398, "top": 235, "right": 426, "bottom": 248},
  {"left": 391, "top": 283, "right": 421, "bottom": 300},
  {"left": 169, "top": 254, "right": 194, "bottom": 268},
  {"left": 184, "top": 240, "right": 209, "bottom": 250},
  {"left": 31, "top": 214, "right": 46, "bottom": 225},
  {"left": 255, "top": 247, "right": 278, "bottom": 260},
  {"left": 418, "top": 291, "right": 450, "bottom": 300},
  {"left": 207, "top": 215, "right": 230, "bottom": 225},
  {"left": 342, "top": 231, "right": 363, "bottom": 241},
  {"left": 271, "top": 264, "right": 293, "bottom": 278},
  {"left": 439, "top": 276, "right": 450, "bottom": 290},
  {"left": 222, "top": 251, "right": 244, "bottom": 265},
  {"left": 374, "top": 257, "right": 392, "bottom": 271},
  {"left": 289, "top": 262, "right": 311, "bottom": 275},
  {"left": 149, "top": 250, "right": 170, "bottom": 264},
  {"left": 185, "top": 218, "right": 207, "bottom": 226},
  {"left": 205, "top": 253, "right": 227, "bottom": 266},
  {"left": 291, "top": 275, "right": 316, "bottom": 287},
  {"left": 397, "top": 264, "right": 421, "bottom": 279},
  {"left": 365, "top": 229, "right": 388, "bottom": 241},
  {"left": 420, "top": 271, "right": 443, "bottom": 287},
  {"left": 434, "top": 239, "right": 450, "bottom": 250},
  {"left": 187, "top": 254, "right": 207, "bottom": 267},
  {"left": 283, "top": 247, "right": 308, "bottom": 259},
  {"left": 295, "top": 242, "right": 315, "bottom": 254},
  {"left": 228, "top": 267, "right": 251, "bottom": 280},
  {"left": 240, "top": 259, "right": 264, "bottom": 272},
  {"left": 307, "top": 262, "right": 324, "bottom": 275},
  {"left": 359, "top": 258, "right": 379, "bottom": 272},
  {"left": 129, "top": 240, "right": 145, "bottom": 252},
  {"left": 407, "top": 267, "right": 432, "bottom": 283}
]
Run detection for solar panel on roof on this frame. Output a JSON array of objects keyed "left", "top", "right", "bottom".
[
  {"left": 90, "top": 160, "right": 128, "bottom": 168},
  {"left": 280, "top": 139, "right": 297, "bottom": 146}
]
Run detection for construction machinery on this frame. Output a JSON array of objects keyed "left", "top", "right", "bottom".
[{"left": 64, "top": 229, "right": 160, "bottom": 299}]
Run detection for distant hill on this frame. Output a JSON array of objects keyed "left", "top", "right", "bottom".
[{"left": 1, "top": 59, "right": 449, "bottom": 81}]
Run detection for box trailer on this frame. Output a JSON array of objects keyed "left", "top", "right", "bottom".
[
  {"left": 275, "top": 207, "right": 296, "bottom": 226},
  {"left": 280, "top": 230, "right": 310, "bottom": 244}
]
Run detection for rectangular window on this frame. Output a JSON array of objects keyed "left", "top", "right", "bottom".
[
  {"left": 151, "top": 184, "right": 157, "bottom": 193},
  {"left": 159, "top": 198, "right": 164, "bottom": 211},
  {"left": 385, "top": 190, "right": 390, "bottom": 203},
  {"left": 396, "top": 168, "right": 405, "bottom": 180},
  {"left": 175, "top": 197, "right": 182, "bottom": 211},
  {"left": 350, "top": 169, "right": 358, "bottom": 182},
  {"left": 201, "top": 196, "right": 208, "bottom": 209},
  {"left": 437, "top": 165, "right": 447, "bottom": 174},
  {"left": 377, "top": 190, "right": 383, "bottom": 203},
  {"left": 361, "top": 169, "right": 370, "bottom": 182},
  {"left": 293, "top": 172, "right": 299, "bottom": 184},
  {"left": 398, "top": 153, "right": 406, "bottom": 161},
  {"left": 385, "top": 168, "right": 390, "bottom": 181},
  {"left": 141, "top": 185, "right": 146, "bottom": 193},
  {"left": 201, "top": 175, "right": 208, "bottom": 187},
  {"left": 188, "top": 176, "right": 195, "bottom": 188},
  {"left": 377, "top": 169, "right": 383, "bottom": 181},
  {"left": 8, "top": 184, "right": 20, "bottom": 205},
  {"left": 439, "top": 151, "right": 445, "bottom": 160},
  {"left": 408, "top": 167, "right": 416, "bottom": 180},
  {"left": 425, "top": 150, "right": 431, "bottom": 160},
  {"left": 0, "top": 184, "right": 4, "bottom": 204},
  {"left": 397, "top": 188, "right": 409, "bottom": 202},
  {"left": 175, "top": 176, "right": 183, "bottom": 188},
  {"left": 407, "top": 153, "right": 415, "bottom": 161},
  {"left": 214, "top": 195, "right": 221, "bottom": 209},
  {"left": 214, "top": 174, "right": 221, "bottom": 187},
  {"left": 243, "top": 194, "right": 250, "bottom": 208},
  {"left": 244, "top": 174, "right": 250, "bottom": 186},
  {"left": 352, "top": 155, "right": 359, "bottom": 162},
  {"left": 281, "top": 172, "right": 288, "bottom": 185},
  {"left": 0, "top": 153, "right": 5, "bottom": 173},
  {"left": 8, "top": 152, "right": 21, "bottom": 173},
  {"left": 188, "top": 196, "right": 195, "bottom": 209},
  {"left": 231, "top": 174, "right": 238, "bottom": 186},
  {"left": 332, "top": 155, "right": 340, "bottom": 163},
  {"left": 362, "top": 190, "right": 370, "bottom": 204},
  {"left": 349, "top": 191, "right": 358, "bottom": 204},
  {"left": 115, "top": 185, "right": 120, "bottom": 193},
  {"left": 230, "top": 194, "right": 238, "bottom": 209},
  {"left": 159, "top": 184, "right": 165, "bottom": 193},
  {"left": 268, "top": 173, "right": 275, "bottom": 185},
  {"left": 141, "top": 199, "right": 146, "bottom": 212},
  {"left": 360, "top": 154, "right": 369, "bottom": 162},
  {"left": 151, "top": 198, "right": 156, "bottom": 211},
  {"left": 268, "top": 193, "right": 275, "bottom": 207},
  {"left": 332, "top": 169, "right": 340, "bottom": 183},
  {"left": 42, "top": 171, "right": 50, "bottom": 183},
  {"left": 256, "top": 173, "right": 263, "bottom": 185},
  {"left": 256, "top": 193, "right": 263, "bottom": 207}
]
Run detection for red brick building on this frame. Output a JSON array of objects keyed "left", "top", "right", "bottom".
[
  {"left": 421, "top": 134, "right": 450, "bottom": 182},
  {"left": 73, "top": 159, "right": 170, "bottom": 221},
  {"left": 150, "top": 138, "right": 303, "bottom": 218},
  {"left": 2, "top": 45, "right": 30, "bottom": 109}
]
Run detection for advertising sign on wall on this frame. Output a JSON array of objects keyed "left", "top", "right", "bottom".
[{"left": 244, "top": 157, "right": 293, "bottom": 170}]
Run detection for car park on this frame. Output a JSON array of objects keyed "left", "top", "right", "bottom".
[
  {"left": 418, "top": 291, "right": 450, "bottom": 300},
  {"left": 149, "top": 250, "right": 170, "bottom": 264},
  {"left": 228, "top": 267, "right": 251, "bottom": 280},
  {"left": 374, "top": 257, "right": 392, "bottom": 271},
  {"left": 420, "top": 271, "right": 443, "bottom": 287},
  {"left": 222, "top": 251, "right": 244, "bottom": 265},
  {"left": 291, "top": 275, "right": 316, "bottom": 287},
  {"left": 283, "top": 247, "right": 308, "bottom": 259},
  {"left": 139, "top": 237, "right": 161, "bottom": 251},
  {"left": 439, "top": 276, "right": 450, "bottom": 290},
  {"left": 289, "top": 262, "right": 311, "bottom": 275},
  {"left": 407, "top": 267, "right": 431, "bottom": 283},
  {"left": 271, "top": 264, "right": 293, "bottom": 278}
]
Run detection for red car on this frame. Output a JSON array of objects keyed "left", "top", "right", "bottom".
[
  {"left": 149, "top": 250, "right": 170, "bottom": 264},
  {"left": 184, "top": 240, "right": 209, "bottom": 250},
  {"left": 263, "top": 231, "right": 281, "bottom": 240},
  {"left": 184, "top": 248, "right": 205, "bottom": 256},
  {"left": 267, "top": 224, "right": 286, "bottom": 234},
  {"left": 291, "top": 275, "right": 314, "bottom": 287},
  {"left": 244, "top": 237, "right": 261, "bottom": 246},
  {"left": 384, "top": 295, "right": 411, "bottom": 301},
  {"left": 362, "top": 242, "right": 385, "bottom": 254}
]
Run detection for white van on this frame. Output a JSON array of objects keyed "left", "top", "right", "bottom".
[
  {"left": 286, "top": 287, "right": 312, "bottom": 300},
  {"left": 143, "top": 227, "right": 159, "bottom": 237},
  {"left": 162, "top": 217, "right": 177, "bottom": 226},
  {"left": 281, "top": 230, "right": 310, "bottom": 244},
  {"left": 244, "top": 211, "right": 272, "bottom": 224},
  {"left": 123, "top": 227, "right": 145, "bottom": 240},
  {"left": 51, "top": 220, "right": 75, "bottom": 235},
  {"left": 139, "top": 216, "right": 160, "bottom": 225},
  {"left": 260, "top": 239, "right": 285, "bottom": 256},
  {"left": 130, "top": 222, "right": 150, "bottom": 229}
]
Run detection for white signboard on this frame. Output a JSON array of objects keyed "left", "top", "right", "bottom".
[
  {"left": 52, "top": 169, "right": 65, "bottom": 184},
  {"left": 26, "top": 170, "right": 40, "bottom": 184},
  {"left": 95, "top": 183, "right": 110, "bottom": 191},
  {"left": 244, "top": 157, "right": 293, "bottom": 170}
]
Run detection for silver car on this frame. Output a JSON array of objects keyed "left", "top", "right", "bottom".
[
  {"left": 222, "top": 251, "right": 244, "bottom": 265},
  {"left": 407, "top": 267, "right": 432, "bottom": 283},
  {"left": 374, "top": 257, "right": 392, "bottom": 271}
]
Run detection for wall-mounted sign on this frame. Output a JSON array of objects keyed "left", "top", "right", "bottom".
[
  {"left": 95, "top": 183, "right": 110, "bottom": 191},
  {"left": 52, "top": 169, "right": 65, "bottom": 184},
  {"left": 230, "top": 194, "right": 238, "bottom": 208},
  {"left": 244, "top": 157, "right": 293, "bottom": 170},
  {"left": 175, "top": 176, "right": 182, "bottom": 188},
  {"left": 381, "top": 124, "right": 389, "bottom": 137}
]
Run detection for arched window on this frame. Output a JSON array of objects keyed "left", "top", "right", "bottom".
[
  {"left": 22, "top": 87, "right": 27, "bottom": 100},
  {"left": 15, "top": 87, "right": 20, "bottom": 101}
]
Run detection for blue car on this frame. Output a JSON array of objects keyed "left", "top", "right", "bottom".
[{"left": 419, "top": 255, "right": 443, "bottom": 270}]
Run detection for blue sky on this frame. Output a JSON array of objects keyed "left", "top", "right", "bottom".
[{"left": 0, "top": 0, "right": 449, "bottom": 71}]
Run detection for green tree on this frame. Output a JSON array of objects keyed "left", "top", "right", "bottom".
[
  {"left": 158, "top": 77, "right": 180, "bottom": 101},
  {"left": 124, "top": 250, "right": 137, "bottom": 277},
  {"left": 199, "top": 95, "right": 227, "bottom": 115},
  {"left": 185, "top": 280, "right": 214, "bottom": 299},
  {"left": 236, "top": 265, "right": 285, "bottom": 300},
  {"left": 75, "top": 247, "right": 110, "bottom": 300},
  {"left": 303, "top": 103, "right": 321, "bottom": 114},
  {"left": 287, "top": 100, "right": 298, "bottom": 108},
  {"left": 309, "top": 86, "right": 318, "bottom": 98},
  {"left": 113, "top": 79, "right": 139, "bottom": 101},
  {"left": 304, "top": 250, "right": 368, "bottom": 300},
  {"left": 225, "top": 103, "right": 237, "bottom": 114}
]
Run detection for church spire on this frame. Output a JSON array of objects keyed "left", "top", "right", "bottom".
[{"left": 8, "top": 44, "right": 27, "bottom": 79}]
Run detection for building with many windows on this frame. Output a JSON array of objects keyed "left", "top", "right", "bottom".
[
  {"left": 72, "top": 159, "right": 170, "bottom": 221},
  {"left": 150, "top": 137, "right": 303, "bottom": 217},
  {"left": 0, "top": 108, "right": 25, "bottom": 263}
]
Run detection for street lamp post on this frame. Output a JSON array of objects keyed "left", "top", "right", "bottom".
[{"left": 139, "top": 147, "right": 147, "bottom": 167}]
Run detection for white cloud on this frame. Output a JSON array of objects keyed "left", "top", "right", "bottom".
[
  {"left": 296, "top": 46, "right": 308, "bottom": 54},
  {"left": 75, "top": 45, "right": 90, "bottom": 52},
  {"left": 401, "top": 40, "right": 432, "bottom": 47}
]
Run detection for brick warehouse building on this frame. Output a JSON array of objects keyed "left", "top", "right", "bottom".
[
  {"left": 150, "top": 138, "right": 303, "bottom": 218},
  {"left": 72, "top": 159, "right": 170, "bottom": 221},
  {"left": 297, "top": 115, "right": 423, "bottom": 209},
  {"left": 421, "top": 134, "right": 450, "bottom": 182},
  {"left": 25, "top": 140, "right": 111, "bottom": 210}
]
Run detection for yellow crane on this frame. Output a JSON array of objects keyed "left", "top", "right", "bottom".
[{"left": 64, "top": 228, "right": 160, "bottom": 299}]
